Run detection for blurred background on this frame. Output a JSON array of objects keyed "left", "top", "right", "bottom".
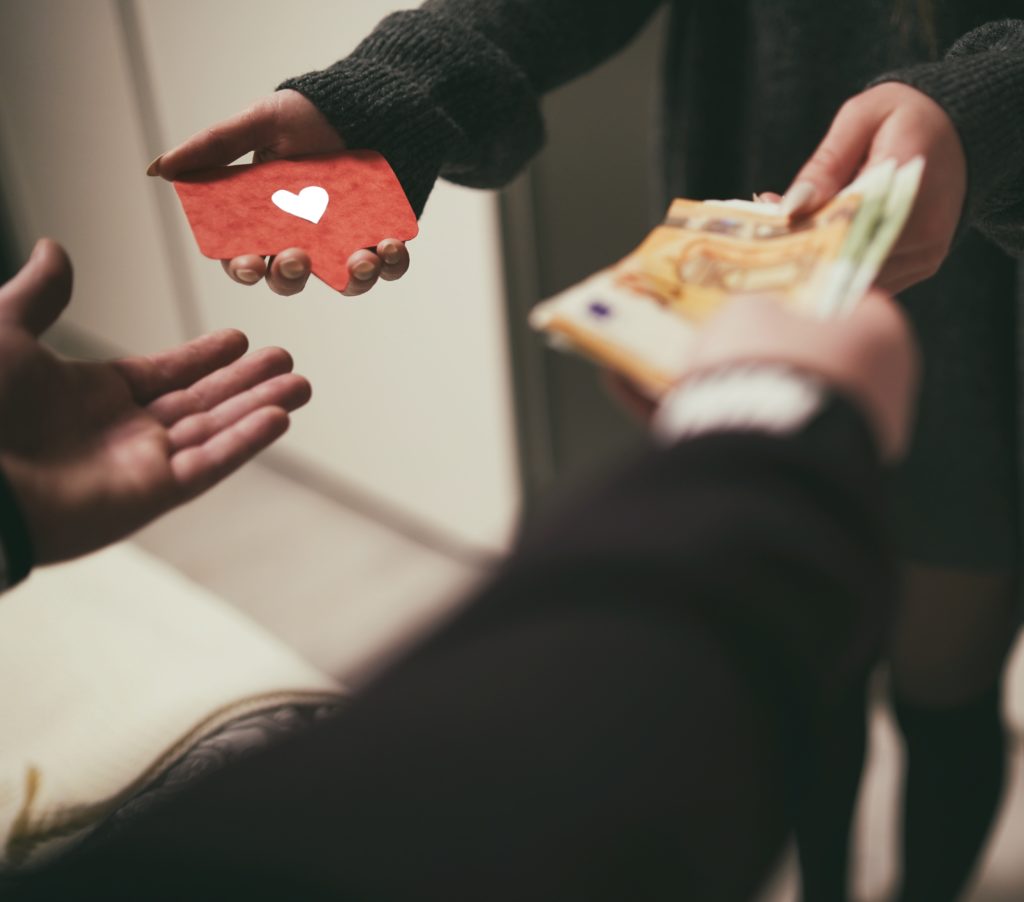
[{"left": 0, "top": 2, "right": 1021, "bottom": 898}]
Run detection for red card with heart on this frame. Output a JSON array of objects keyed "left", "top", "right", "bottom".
[{"left": 173, "top": 151, "right": 418, "bottom": 292}]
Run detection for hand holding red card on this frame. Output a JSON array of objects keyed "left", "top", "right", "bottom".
[{"left": 173, "top": 151, "right": 418, "bottom": 293}]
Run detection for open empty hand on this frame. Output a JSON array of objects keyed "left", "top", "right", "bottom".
[
  {"left": 149, "top": 89, "right": 410, "bottom": 297},
  {"left": 0, "top": 239, "right": 312, "bottom": 564}
]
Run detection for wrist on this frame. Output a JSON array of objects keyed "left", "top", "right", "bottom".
[
  {"left": 870, "top": 49, "right": 1024, "bottom": 222},
  {"left": 653, "top": 363, "right": 826, "bottom": 446},
  {"left": 0, "top": 461, "right": 34, "bottom": 592}
]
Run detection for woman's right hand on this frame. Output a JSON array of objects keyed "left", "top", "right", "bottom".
[{"left": 149, "top": 89, "right": 410, "bottom": 297}]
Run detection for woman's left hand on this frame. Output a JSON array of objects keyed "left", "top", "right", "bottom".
[{"left": 781, "top": 82, "right": 967, "bottom": 294}]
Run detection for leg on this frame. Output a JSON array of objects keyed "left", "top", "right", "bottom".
[
  {"left": 794, "top": 683, "right": 869, "bottom": 902},
  {"left": 879, "top": 234, "right": 1020, "bottom": 902},
  {"left": 792, "top": 236, "right": 1020, "bottom": 902},
  {"left": 890, "top": 564, "right": 1019, "bottom": 902}
]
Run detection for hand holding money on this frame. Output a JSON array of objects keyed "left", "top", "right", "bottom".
[
  {"left": 783, "top": 82, "right": 966, "bottom": 293},
  {"left": 530, "top": 157, "right": 923, "bottom": 399},
  {"left": 149, "top": 90, "right": 411, "bottom": 297}
]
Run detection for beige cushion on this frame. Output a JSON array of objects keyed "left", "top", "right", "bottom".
[{"left": 0, "top": 543, "right": 344, "bottom": 869}]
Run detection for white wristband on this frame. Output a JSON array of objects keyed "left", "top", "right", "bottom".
[{"left": 652, "top": 363, "right": 825, "bottom": 447}]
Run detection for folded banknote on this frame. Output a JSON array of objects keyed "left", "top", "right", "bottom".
[{"left": 529, "top": 157, "right": 923, "bottom": 397}]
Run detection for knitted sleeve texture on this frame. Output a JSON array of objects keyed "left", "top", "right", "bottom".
[
  {"left": 875, "top": 19, "right": 1024, "bottom": 255},
  {"left": 278, "top": 0, "right": 663, "bottom": 215}
]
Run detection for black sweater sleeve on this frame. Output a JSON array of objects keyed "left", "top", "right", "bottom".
[
  {"left": 5, "top": 397, "right": 893, "bottom": 902},
  {"left": 501, "top": 393, "right": 893, "bottom": 711},
  {"left": 278, "top": 0, "right": 665, "bottom": 215},
  {"left": 876, "top": 19, "right": 1024, "bottom": 255}
]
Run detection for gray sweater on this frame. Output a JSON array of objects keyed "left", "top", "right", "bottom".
[
  {"left": 281, "top": 1, "right": 1024, "bottom": 567},
  {"left": 279, "top": 1, "right": 1024, "bottom": 255}
]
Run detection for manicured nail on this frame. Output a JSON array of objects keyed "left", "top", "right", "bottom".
[
  {"left": 780, "top": 181, "right": 816, "bottom": 217},
  {"left": 280, "top": 259, "right": 306, "bottom": 280},
  {"left": 146, "top": 155, "right": 163, "bottom": 177},
  {"left": 353, "top": 261, "right": 376, "bottom": 281},
  {"left": 236, "top": 268, "right": 261, "bottom": 284},
  {"left": 380, "top": 243, "right": 401, "bottom": 265}
]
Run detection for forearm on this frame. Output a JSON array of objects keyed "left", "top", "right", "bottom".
[
  {"left": 873, "top": 19, "right": 1024, "bottom": 253},
  {"left": 499, "top": 383, "right": 894, "bottom": 712},
  {"left": 279, "top": 0, "right": 664, "bottom": 214}
]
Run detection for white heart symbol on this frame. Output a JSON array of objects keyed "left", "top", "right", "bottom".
[{"left": 271, "top": 186, "right": 329, "bottom": 224}]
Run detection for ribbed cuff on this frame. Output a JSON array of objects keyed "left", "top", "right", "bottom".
[
  {"left": 653, "top": 363, "right": 826, "bottom": 447},
  {"left": 0, "top": 465, "right": 34, "bottom": 591},
  {"left": 278, "top": 9, "right": 544, "bottom": 217},
  {"left": 279, "top": 55, "right": 452, "bottom": 218},
  {"left": 872, "top": 46, "right": 1024, "bottom": 226}
]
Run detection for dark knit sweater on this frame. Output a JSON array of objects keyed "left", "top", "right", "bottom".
[
  {"left": 281, "top": 1, "right": 1024, "bottom": 567},
  {"left": 280, "top": 1, "right": 1024, "bottom": 254}
]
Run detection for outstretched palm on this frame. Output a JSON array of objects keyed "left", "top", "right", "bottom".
[{"left": 0, "top": 240, "right": 311, "bottom": 565}]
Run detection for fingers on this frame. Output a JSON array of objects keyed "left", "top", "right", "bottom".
[
  {"left": 170, "top": 406, "right": 290, "bottom": 498},
  {"left": 377, "top": 239, "right": 409, "bottom": 282},
  {"left": 150, "top": 90, "right": 346, "bottom": 180},
  {"left": 343, "top": 249, "right": 381, "bottom": 296},
  {"left": 167, "top": 372, "right": 311, "bottom": 452},
  {"left": 224, "top": 249, "right": 311, "bottom": 295},
  {"left": 114, "top": 329, "right": 249, "bottom": 404},
  {"left": 149, "top": 100, "right": 278, "bottom": 179},
  {"left": 875, "top": 254, "right": 933, "bottom": 295},
  {"left": 146, "top": 346, "right": 294, "bottom": 426},
  {"left": 602, "top": 370, "right": 658, "bottom": 424},
  {"left": 0, "top": 238, "right": 73, "bottom": 336},
  {"left": 222, "top": 255, "right": 268, "bottom": 286},
  {"left": 266, "top": 248, "right": 312, "bottom": 295},
  {"left": 838, "top": 290, "right": 921, "bottom": 460},
  {"left": 220, "top": 240, "right": 407, "bottom": 297},
  {"left": 680, "top": 292, "right": 919, "bottom": 461},
  {"left": 781, "top": 99, "right": 881, "bottom": 217}
]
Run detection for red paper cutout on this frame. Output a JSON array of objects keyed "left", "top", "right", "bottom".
[{"left": 173, "top": 151, "right": 418, "bottom": 292}]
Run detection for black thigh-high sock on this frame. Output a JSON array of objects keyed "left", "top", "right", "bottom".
[
  {"left": 894, "top": 684, "right": 1007, "bottom": 902},
  {"left": 794, "top": 683, "right": 869, "bottom": 902}
]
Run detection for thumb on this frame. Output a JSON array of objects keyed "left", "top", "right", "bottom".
[
  {"left": 149, "top": 99, "right": 278, "bottom": 180},
  {"left": 782, "top": 99, "right": 882, "bottom": 217},
  {"left": 0, "top": 238, "right": 73, "bottom": 336}
]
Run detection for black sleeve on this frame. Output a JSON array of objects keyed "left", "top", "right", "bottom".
[
  {"left": 7, "top": 397, "right": 894, "bottom": 902},
  {"left": 503, "top": 392, "right": 893, "bottom": 711},
  {"left": 873, "top": 19, "right": 1024, "bottom": 255},
  {"left": 278, "top": 0, "right": 666, "bottom": 214},
  {"left": 0, "top": 464, "right": 33, "bottom": 591}
]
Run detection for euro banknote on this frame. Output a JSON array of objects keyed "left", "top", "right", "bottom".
[{"left": 529, "top": 157, "right": 923, "bottom": 397}]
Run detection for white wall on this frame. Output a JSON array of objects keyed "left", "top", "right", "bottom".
[
  {"left": 0, "top": 0, "right": 521, "bottom": 553},
  {"left": 0, "top": 0, "right": 187, "bottom": 351}
]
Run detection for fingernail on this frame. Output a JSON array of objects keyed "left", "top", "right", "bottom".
[
  {"left": 280, "top": 259, "right": 306, "bottom": 280},
  {"left": 380, "top": 243, "right": 401, "bottom": 265},
  {"left": 353, "top": 261, "right": 376, "bottom": 281},
  {"left": 236, "top": 268, "right": 261, "bottom": 284},
  {"left": 752, "top": 192, "right": 761, "bottom": 203},
  {"left": 780, "top": 181, "right": 816, "bottom": 217},
  {"left": 146, "top": 155, "right": 163, "bottom": 177}
]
